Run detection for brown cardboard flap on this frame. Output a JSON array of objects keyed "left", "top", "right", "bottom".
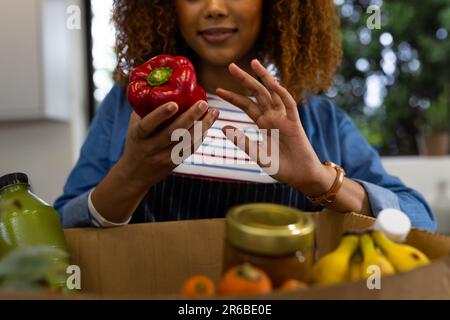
[
  {"left": 407, "top": 229, "right": 450, "bottom": 259},
  {"left": 312, "top": 210, "right": 375, "bottom": 258},
  {"left": 57, "top": 210, "right": 450, "bottom": 299},
  {"left": 65, "top": 219, "right": 225, "bottom": 296}
]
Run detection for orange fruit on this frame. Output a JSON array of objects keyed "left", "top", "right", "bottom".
[
  {"left": 218, "top": 263, "right": 273, "bottom": 296},
  {"left": 280, "top": 279, "right": 309, "bottom": 291},
  {"left": 180, "top": 275, "right": 215, "bottom": 297}
]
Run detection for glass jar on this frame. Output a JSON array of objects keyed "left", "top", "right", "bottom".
[
  {"left": 223, "top": 203, "right": 315, "bottom": 287},
  {"left": 0, "top": 172, "right": 70, "bottom": 289}
]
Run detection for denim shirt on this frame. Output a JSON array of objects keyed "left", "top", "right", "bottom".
[{"left": 54, "top": 84, "right": 436, "bottom": 231}]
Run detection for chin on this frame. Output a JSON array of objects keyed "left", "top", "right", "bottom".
[{"left": 201, "top": 51, "right": 245, "bottom": 67}]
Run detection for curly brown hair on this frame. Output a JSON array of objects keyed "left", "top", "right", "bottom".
[{"left": 112, "top": 0, "right": 342, "bottom": 102}]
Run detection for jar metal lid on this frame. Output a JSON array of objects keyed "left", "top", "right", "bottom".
[
  {"left": 0, "top": 173, "right": 29, "bottom": 190},
  {"left": 225, "top": 203, "right": 315, "bottom": 256}
]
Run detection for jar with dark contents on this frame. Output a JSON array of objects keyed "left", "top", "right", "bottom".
[{"left": 223, "top": 203, "right": 315, "bottom": 288}]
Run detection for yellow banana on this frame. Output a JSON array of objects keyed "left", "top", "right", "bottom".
[
  {"left": 371, "top": 231, "right": 430, "bottom": 272},
  {"left": 360, "top": 233, "right": 395, "bottom": 278},
  {"left": 312, "top": 234, "right": 359, "bottom": 285},
  {"left": 349, "top": 251, "right": 364, "bottom": 281}
]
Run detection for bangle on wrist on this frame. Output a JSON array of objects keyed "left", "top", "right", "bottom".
[{"left": 307, "top": 161, "right": 345, "bottom": 206}]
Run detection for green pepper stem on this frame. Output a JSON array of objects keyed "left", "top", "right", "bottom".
[{"left": 147, "top": 67, "right": 173, "bottom": 86}]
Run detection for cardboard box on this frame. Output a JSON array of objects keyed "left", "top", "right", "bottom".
[{"left": 60, "top": 209, "right": 450, "bottom": 300}]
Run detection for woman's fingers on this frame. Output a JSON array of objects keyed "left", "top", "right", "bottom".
[
  {"left": 222, "top": 125, "right": 261, "bottom": 165},
  {"left": 270, "top": 81, "right": 300, "bottom": 121},
  {"left": 221, "top": 60, "right": 298, "bottom": 122},
  {"left": 250, "top": 58, "right": 299, "bottom": 121},
  {"left": 216, "top": 88, "right": 262, "bottom": 122},
  {"left": 134, "top": 102, "right": 178, "bottom": 138},
  {"left": 250, "top": 59, "right": 284, "bottom": 111},
  {"left": 178, "top": 108, "right": 220, "bottom": 158},
  {"left": 166, "top": 100, "right": 209, "bottom": 132},
  {"left": 228, "top": 63, "right": 273, "bottom": 111},
  {"left": 152, "top": 100, "right": 210, "bottom": 151}
]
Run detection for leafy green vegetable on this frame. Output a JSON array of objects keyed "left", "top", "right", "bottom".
[{"left": 0, "top": 246, "right": 69, "bottom": 292}]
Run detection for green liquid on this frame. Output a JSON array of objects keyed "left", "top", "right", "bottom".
[{"left": 0, "top": 183, "right": 69, "bottom": 290}]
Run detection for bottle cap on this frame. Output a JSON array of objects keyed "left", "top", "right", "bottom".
[
  {"left": 0, "top": 173, "right": 29, "bottom": 189},
  {"left": 373, "top": 208, "right": 411, "bottom": 242}
]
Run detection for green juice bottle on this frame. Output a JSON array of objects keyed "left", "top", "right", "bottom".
[{"left": 0, "top": 173, "right": 70, "bottom": 291}]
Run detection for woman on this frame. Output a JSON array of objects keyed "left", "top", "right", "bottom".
[{"left": 54, "top": 0, "right": 435, "bottom": 230}]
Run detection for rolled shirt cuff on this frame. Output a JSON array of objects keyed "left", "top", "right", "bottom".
[
  {"left": 353, "top": 179, "right": 400, "bottom": 217},
  {"left": 60, "top": 190, "right": 93, "bottom": 228}
]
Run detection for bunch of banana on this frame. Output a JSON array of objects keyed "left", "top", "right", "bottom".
[
  {"left": 350, "top": 233, "right": 395, "bottom": 280},
  {"left": 349, "top": 252, "right": 363, "bottom": 281},
  {"left": 311, "top": 230, "right": 431, "bottom": 285},
  {"left": 311, "top": 233, "right": 360, "bottom": 285},
  {"left": 371, "top": 231, "right": 430, "bottom": 272}
]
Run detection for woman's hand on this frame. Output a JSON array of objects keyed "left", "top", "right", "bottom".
[
  {"left": 216, "top": 59, "right": 334, "bottom": 196},
  {"left": 91, "top": 100, "right": 219, "bottom": 224},
  {"left": 119, "top": 100, "right": 220, "bottom": 191}
]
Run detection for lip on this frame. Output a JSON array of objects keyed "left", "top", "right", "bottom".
[{"left": 198, "top": 28, "right": 238, "bottom": 44}]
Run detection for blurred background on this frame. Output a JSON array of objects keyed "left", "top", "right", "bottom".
[{"left": 1, "top": 0, "right": 449, "bottom": 232}]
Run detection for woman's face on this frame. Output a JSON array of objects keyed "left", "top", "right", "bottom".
[{"left": 175, "top": 0, "right": 262, "bottom": 66}]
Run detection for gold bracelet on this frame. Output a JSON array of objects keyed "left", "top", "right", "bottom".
[{"left": 307, "top": 161, "right": 346, "bottom": 206}]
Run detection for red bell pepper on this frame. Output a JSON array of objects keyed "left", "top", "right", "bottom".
[{"left": 127, "top": 54, "right": 207, "bottom": 124}]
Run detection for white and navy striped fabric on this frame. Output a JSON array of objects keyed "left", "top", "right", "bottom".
[{"left": 173, "top": 94, "right": 277, "bottom": 183}]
